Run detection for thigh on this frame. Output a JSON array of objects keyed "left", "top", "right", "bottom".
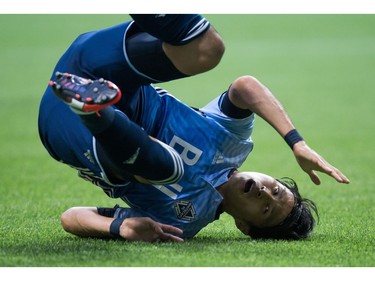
[
  {"left": 38, "top": 89, "right": 100, "bottom": 174},
  {"left": 53, "top": 21, "right": 144, "bottom": 94}
]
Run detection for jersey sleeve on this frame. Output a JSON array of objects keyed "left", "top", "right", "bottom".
[
  {"left": 97, "top": 204, "right": 152, "bottom": 220},
  {"left": 114, "top": 206, "right": 151, "bottom": 220},
  {"left": 97, "top": 204, "right": 120, "bottom": 217}
]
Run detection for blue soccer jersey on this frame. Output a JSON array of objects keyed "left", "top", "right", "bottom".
[
  {"left": 106, "top": 87, "right": 255, "bottom": 238},
  {"left": 38, "top": 18, "right": 255, "bottom": 238},
  {"left": 39, "top": 84, "right": 255, "bottom": 238}
]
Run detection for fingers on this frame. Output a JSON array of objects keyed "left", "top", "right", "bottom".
[
  {"left": 160, "top": 224, "right": 184, "bottom": 235},
  {"left": 160, "top": 233, "right": 184, "bottom": 243},
  {"left": 294, "top": 143, "right": 350, "bottom": 185},
  {"left": 309, "top": 167, "right": 350, "bottom": 185},
  {"left": 309, "top": 171, "right": 321, "bottom": 185},
  {"left": 339, "top": 172, "right": 350, "bottom": 184},
  {"left": 328, "top": 167, "right": 350, "bottom": 184},
  {"left": 309, "top": 159, "right": 350, "bottom": 185},
  {"left": 317, "top": 158, "right": 350, "bottom": 184},
  {"left": 156, "top": 224, "right": 184, "bottom": 243}
]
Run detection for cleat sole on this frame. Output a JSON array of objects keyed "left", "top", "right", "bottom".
[{"left": 49, "top": 72, "right": 122, "bottom": 113}]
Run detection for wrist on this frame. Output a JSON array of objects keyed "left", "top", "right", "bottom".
[
  {"left": 109, "top": 216, "right": 126, "bottom": 238},
  {"left": 284, "top": 129, "right": 304, "bottom": 150}
]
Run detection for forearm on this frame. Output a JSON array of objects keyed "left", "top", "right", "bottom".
[
  {"left": 61, "top": 207, "right": 113, "bottom": 238},
  {"left": 61, "top": 207, "right": 185, "bottom": 242}
]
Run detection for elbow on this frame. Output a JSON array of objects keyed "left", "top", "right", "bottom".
[{"left": 60, "top": 207, "right": 79, "bottom": 234}]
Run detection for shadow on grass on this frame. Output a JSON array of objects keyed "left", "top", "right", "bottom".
[
  {"left": 1, "top": 235, "right": 255, "bottom": 257},
  {"left": 2, "top": 233, "right": 349, "bottom": 267},
  {"left": 1, "top": 235, "right": 254, "bottom": 266}
]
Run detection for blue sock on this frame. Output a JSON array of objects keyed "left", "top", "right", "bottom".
[
  {"left": 126, "top": 31, "right": 187, "bottom": 83},
  {"left": 80, "top": 107, "right": 183, "bottom": 184}
]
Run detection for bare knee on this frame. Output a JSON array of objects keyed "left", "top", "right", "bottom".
[
  {"left": 195, "top": 27, "right": 225, "bottom": 72},
  {"left": 229, "top": 75, "right": 265, "bottom": 108},
  {"left": 232, "top": 76, "right": 262, "bottom": 93},
  {"left": 164, "top": 27, "right": 225, "bottom": 75}
]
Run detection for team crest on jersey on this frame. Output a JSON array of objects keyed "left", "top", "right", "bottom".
[{"left": 173, "top": 200, "right": 196, "bottom": 221}]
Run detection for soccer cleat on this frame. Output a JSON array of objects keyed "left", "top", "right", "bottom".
[{"left": 49, "top": 72, "right": 122, "bottom": 113}]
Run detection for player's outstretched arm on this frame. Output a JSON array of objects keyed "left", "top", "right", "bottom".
[
  {"left": 60, "top": 207, "right": 184, "bottom": 242},
  {"left": 227, "top": 75, "right": 350, "bottom": 185},
  {"left": 129, "top": 14, "right": 225, "bottom": 76}
]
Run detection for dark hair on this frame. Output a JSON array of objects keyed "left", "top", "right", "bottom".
[{"left": 247, "top": 177, "right": 319, "bottom": 240}]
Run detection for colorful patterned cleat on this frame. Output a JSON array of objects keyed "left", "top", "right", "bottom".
[{"left": 49, "top": 72, "right": 122, "bottom": 113}]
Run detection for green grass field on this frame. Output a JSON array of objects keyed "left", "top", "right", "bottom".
[{"left": 0, "top": 15, "right": 374, "bottom": 269}]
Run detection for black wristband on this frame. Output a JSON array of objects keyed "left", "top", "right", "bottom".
[
  {"left": 109, "top": 216, "right": 126, "bottom": 238},
  {"left": 284, "top": 129, "right": 304, "bottom": 149}
]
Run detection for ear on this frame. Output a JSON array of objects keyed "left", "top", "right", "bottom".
[{"left": 235, "top": 218, "right": 251, "bottom": 235}]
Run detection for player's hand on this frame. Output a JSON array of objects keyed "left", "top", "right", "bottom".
[
  {"left": 120, "top": 217, "right": 184, "bottom": 242},
  {"left": 293, "top": 141, "right": 350, "bottom": 185}
]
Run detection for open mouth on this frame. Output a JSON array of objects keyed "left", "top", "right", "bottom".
[{"left": 244, "top": 179, "right": 255, "bottom": 193}]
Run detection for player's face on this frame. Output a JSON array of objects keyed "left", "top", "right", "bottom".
[{"left": 224, "top": 171, "right": 295, "bottom": 230}]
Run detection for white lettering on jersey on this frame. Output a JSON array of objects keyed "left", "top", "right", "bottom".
[
  {"left": 152, "top": 184, "right": 178, "bottom": 199},
  {"left": 169, "top": 136, "right": 202, "bottom": 166},
  {"left": 151, "top": 182, "right": 183, "bottom": 200},
  {"left": 150, "top": 136, "right": 203, "bottom": 200},
  {"left": 170, "top": 183, "right": 183, "bottom": 192}
]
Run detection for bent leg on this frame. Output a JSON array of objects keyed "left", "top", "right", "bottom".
[
  {"left": 53, "top": 16, "right": 223, "bottom": 92},
  {"left": 128, "top": 14, "right": 225, "bottom": 79},
  {"left": 44, "top": 73, "right": 184, "bottom": 185},
  {"left": 163, "top": 27, "right": 225, "bottom": 75}
]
